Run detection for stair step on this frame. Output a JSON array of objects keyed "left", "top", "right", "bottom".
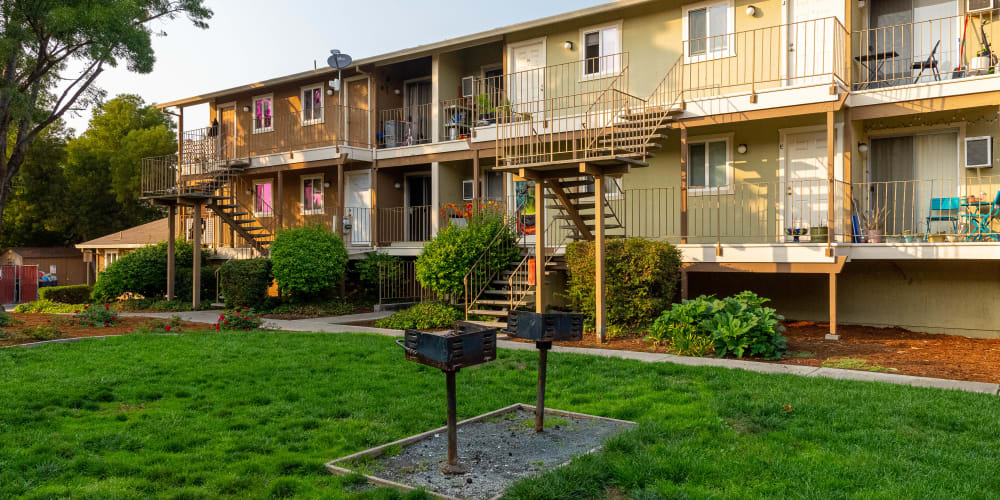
[
  {"left": 552, "top": 213, "right": 616, "bottom": 221},
  {"left": 484, "top": 289, "right": 535, "bottom": 296},
  {"left": 561, "top": 223, "right": 623, "bottom": 231},
  {"left": 464, "top": 319, "right": 508, "bottom": 328},
  {"left": 475, "top": 299, "right": 530, "bottom": 307},
  {"left": 544, "top": 191, "right": 595, "bottom": 201},
  {"left": 492, "top": 279, "right": 530, "bottom": 287},
  {"left": 556, "top": 180, "right": 593, "bottom": 189},
  {"left": 468, "top": 309, "right": 510, "bottom": 317}
]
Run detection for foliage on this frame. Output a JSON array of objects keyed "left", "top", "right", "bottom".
[
  {"left": 113, "top": 298, "right": 191, "bottom": 312},
  {"left": 13, "top": 300, "right": 86, "bottom": 314},
  {"left": 416, "top": 207, "right": 518, "bottom": 298},
  {"left": 70, "top": 304, "right": 119, "bottom": 328},
  {"left": 647, "top": 292, "right": 787, "bottom": 360},
  {"left": 141, "top": 315, "right": 184, "bottom": 333},
  {"left": 0, "top": 310, "right": 20, "bottom": 327},
  {"left": 374, "top": 302, "right": 462, "bottom": 330},
  {"left": 20, "top": 325, "right": 63, "bottom": 341},
  {"left": 354, "top": 252, "right": 401, "bottom": 301},
  {"left": 39, "top": 285, "right": 93, "bottom": 304},
  {"left": 269, "top": 226, "right": 347, "bottom": 299},
  {"left": 214, "top": 308, "right": 264, "bottom": 332},
  {"left": 564, "top": 238, "right": 682, "bottom": 331},
  {"left": 91, "top": 241, "right": 210, "bottom": 303},
  {"left": 264, "top": 300, "right": 356, "bottom": 319},
  {"left": 219, "top": 258, "right": 273, "bottom": 309}
]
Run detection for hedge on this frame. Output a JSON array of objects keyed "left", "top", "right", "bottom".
[
  {"left": 270, "top": 225, "right": 347, "bottom": 299},
  {"left": 91, "top": 241, "right": 212, "bottom": 302},
  {"left": 218, "top": 258, "right": 273, "bottom": 309},
  {"left": 416, "top": 208, "right": 518, "bottom": 298},
  {"left": 39, "top": 285, "right": 92, "bottom": 304},
  {"left": 564, "top": 237, "right": 682, "bottom": 331}
]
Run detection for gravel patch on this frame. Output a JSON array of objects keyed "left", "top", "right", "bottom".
[{"left": 348, "top": 407, "right": 632, "bottom": 500}]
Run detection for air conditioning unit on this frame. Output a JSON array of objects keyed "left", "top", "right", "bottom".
[
  {"left": 968, "top": 0, "right": 996, "bottom": 13},
  {"left": 965, "top": 136, "right": 993, "bottom": 168},
  {"left": 462, "top": 179, "right": 475, "bottom": 201},
  {"left": 461, "top": 76, "right": 475, "bottom": 98}
]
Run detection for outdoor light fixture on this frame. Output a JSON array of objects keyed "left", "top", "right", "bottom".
[
  {"left": 394, "top": 181, "right": 402, "bottom": 189},
  {"left": 745, "top": 5, "right": 756, "bottom": 16},
  {"left": 564, "top": 41, "right": 574, "bottom": 50},
  {"left": 737, "top": 144, "right": 748, "bottom": 154},
  {"left": 242, "top": 105, "right": 250, "bottom": 112},
  {"left": 858, "top": 142, "right": 869, "bottom": 153},
  {"left": 394, "top": 88, "right": 401, "bottom": 95},
  {"left": 326, "top": 89, "right": 335, "bottom": 95},
  {"left": 324, "top": 181, "right": 331, "bottom": 188}
]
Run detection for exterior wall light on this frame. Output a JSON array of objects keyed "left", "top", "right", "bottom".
[
  {"left": 394, "top": 181, "right": 402, "bottom": 189},
  {"left": 323, "top": 181, "right": 331, "bottom": 188},
  {"left": 242, "top": 105, "right": 250, "bottom": 112},
  {"left": 745, "top": 5, "right": 757, "bottom": 17},
  {"left": 858, "top": 142, "right": 869, "bottom": 153},
  {"left": 564, "top": 41, "right": 574, "bottom": 50},
  {"left": 737, "top": 144, "right": 748, "bottom": 154},
  {"left": 326, "top": 89, "right": 334, "bottom": 96}
]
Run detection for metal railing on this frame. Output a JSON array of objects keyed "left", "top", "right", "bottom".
[
  {"left": 376, "top": 205, "right": 434, "bottom": 243},
  {"left": 250, "top": 104, "right": 371, "bottom": 155},
  {"left": 377, "top": 103, "right": 432, "bottom": 148},
  {"left": 853, "top": 8, "right": 1000, "bottom": 90},
  {"left": 462, "top": 197, "right": 526, "bottom": 317},
  {"left": 440, "top": 96, "right": 475, "bottom": 141},
  {"left": 378, "top": 259, "right": 441, "bottom": 305}
]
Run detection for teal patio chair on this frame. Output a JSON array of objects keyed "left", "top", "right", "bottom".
[
  {"left": 925, "top": 197, "right": 960, "bottom": 234},
  {"left": 963, "top": 190, "right": 1000, "bottom": 241}
]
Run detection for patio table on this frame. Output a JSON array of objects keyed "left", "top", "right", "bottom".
[
  {"left": 854, "top": 50, "right": 899, "bottom": 90},
  {"left": 961, "top": 201, "right": 997, "bottom": 241}
]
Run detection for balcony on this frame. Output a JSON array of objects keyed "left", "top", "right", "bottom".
[{"left": 852, "top": 8, "right": 1000, "bottom": 90}]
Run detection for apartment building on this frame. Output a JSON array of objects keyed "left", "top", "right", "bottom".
[{"left": 141, "top": 0, "right": 1000, "bottom": 337}]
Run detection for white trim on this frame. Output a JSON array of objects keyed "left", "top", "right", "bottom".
[
  {"left": 480, "top": 63, "right": 502, "bottom": 80},
  {"left": 777, "top": 124, "right": 844, "bottom": 236},
  {"left": 104, "top": 251, "right": 119, "bottom": 270},
  {"left": 252, "top": 93, "right": 274, "bottom": 134},
  {"left": 505, "top": 37, "right": 547, "bottom": 121},
  {"left": 578, "top": 20, "right": 623, "bottom": 80},
  {"left": 965, "top": 136, "right": 993, "bottom": 168},
  {"left": 300, "top": 83, "right": 325, "bottom": 126},
  {"left": 301, "top": 174, "right": 325, "bottom": 215},
  {"left": 686, "top": 132, "right": 735, "bottom": 195},
  {"left": 682, "top": 0, "right": 735, "bottom": 63},
  {"left": 253, "top": 179, "right": 275, "bottom": 217}
]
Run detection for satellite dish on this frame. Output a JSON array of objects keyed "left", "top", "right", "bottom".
[{"left": 327, "top": 49, "right": 352, "bottom": 70}]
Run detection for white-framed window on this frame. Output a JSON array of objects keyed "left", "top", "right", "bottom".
[
  {"left": 688, "top": 135, "right": 732, "bottom": 193},
  {"left": 580, "top": 21, "right": 622, "bottom": 78},
  {"left": 252, "top": 94, "right": 274, "bottom": 133},
  {"left": 462, "top": 179, "right": 475, "bottom": 201},
  {"left": 104, "top": 251, "right": 118, "bottom": 270},
  {"left": 682, "top": 0, "right": 734, "bottom": 62},
  {"left": 254, "top": 180, "right": 274, "bottom": 217},
  {"left": 301, "top": 175, "right": 324, "bottom": 215},
  {"left": 301, "top": 84, "right": 324, "bottom": 125}
]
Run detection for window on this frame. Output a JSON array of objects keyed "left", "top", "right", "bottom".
[
  {"left": 301, "top": 85, "right": 323, "bottom": 125},
  {"left": 253, "top": 94, "right": 273, "bottom": 133},
  {"left": 688, "top": 137, "right": 731, "bottom": 191},
  {"left": 104, "top": 251, "right": 118, "bottom": 270},
  {"left": 254, "top": 180, "right": 274, "bottom": 217},
  {"left": 580, "top": 22, "right": 621, "bottom": 77},
  {"left": 301, "top": 176, "right": 324, "bottom": 215},
  {"left": 683, "top": 1, "right": 733, "bottom": 60},
  {"left": 462, "top": 179, "right": 474, "bottom": 201}
]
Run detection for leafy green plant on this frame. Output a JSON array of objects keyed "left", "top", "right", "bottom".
[
  {"left": 91, "top": 241, "right": 211, "bottom": 302},
  {"left": 22, "top": 325, "right": 62, "bottom": 341},
  {"left": 39, "top": 284, "right": 93, "bottom": 304},
  {"left": 565, "top": 238, "right": 682, "bottom": 331},
  {"left": 142, "top": 315, "right": 184, "bottom": 332},
  {"left": 374, "top": 303, "right": 462, "bottom": 330},
  {"left": 214, "top": 308, "right": 263, "bottom": 331},
  {"left": 265, "top": 301, "right": 356, "bottom": 318},
  {"left": 71, "top": 304, "right": 119, "bottom": 327},
  {"left": 13, "top": 300, "right": 87, "bottom": 314},
  {"left": 416, "top": 206, "right": 518, "bottom": 299},
  {"left": 270, "top": 226, "right": 347, "bottom": 300},
  {"left": 354, "top": 252, "right": 401, "bottom": 301},
  {"left": 218, "top": 258, "right": 273, "bottom": 309},
  {"left": 0, "top": 310, "right": 21, "bottom": 327}
]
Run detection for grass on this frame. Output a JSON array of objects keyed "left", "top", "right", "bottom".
[
  {"left": 822, "top": 357, "right": 899, "bottom": 373},
  {"left": 0, "top": 332, "right": 998, "bottom": 499}
]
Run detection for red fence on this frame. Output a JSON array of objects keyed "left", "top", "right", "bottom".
[{"left": 0, "top": 264, "right": 38, "bottom": 304}]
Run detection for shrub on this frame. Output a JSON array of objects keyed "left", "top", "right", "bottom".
[
  {"left": 564, "top": 238, "right": 682, "bottom": 331},
  {"left": 219, "top": 258, "right": 273, "bottom": 309},
  {"left": 39, "top": 285, "right": 93, "bottom": 304},
  {"left": 71, "top": 303, "right": 119, "bottom": 327},
  {"left": 22, "top": 325, "right": 62, "bottom": 341},
  {"left": 416, "top": 207, "right": 518, "bottom": 299},
  {"left": 91, "top": 241, "right": 211, "bottom": 302},
  {"left": 13, "top": 300, "right": 86, "bottom": 314},
  {"left": 354, "top": 252, "right": 401, "bottom": 301},
  {"left": 0, "top": 330, "right": 25, "bottom": 341},
  {"left": 265, "top": 300, "right": 355, "bottom": 318},
  {"left": 142, "top": 315, "right": 184, "bottom": 332},
  {"left": 270, "top": 226, "right": 347, "bottom": 299},
  {"left": 214, "top": 308, "right": 263, "bottom": 331},
  {"left": 374, "top": 302, "right": 462, "bottom": 330},
  {"left": 648, "top": 292, "right": 787, "bottom": 360},
  {"left": 0, "top": 310, "right": 20, "bottom": 327}
]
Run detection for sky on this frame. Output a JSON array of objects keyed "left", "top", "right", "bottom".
[{"left": 64, "top": 0, "right": 609, "bottom": 135}]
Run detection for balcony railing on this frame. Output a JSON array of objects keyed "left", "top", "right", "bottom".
[
  {"left": 377, "top": 104, "right": 432, "bottom": 148},
  {"left": 853, "top": 8, "right": 1000, "bottom": 90},
  {"left": 248, "top": 104, "right": 371, "bottom": 155}
]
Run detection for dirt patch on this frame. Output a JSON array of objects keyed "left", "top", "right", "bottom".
[{"left": 0, "top": 313, "right": 214, "bottom": 347}]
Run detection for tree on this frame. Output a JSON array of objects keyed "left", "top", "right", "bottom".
[
  {"left": 0, "top": 119, "right": 71, "bottom": 247},
  {"left": 0, "top": 0, "right": 212, "bottom": 240}
]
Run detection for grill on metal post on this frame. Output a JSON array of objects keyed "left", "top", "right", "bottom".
[
  {"left": 504, "top": 311, "right": 584, "bottom": 432},
  {"left": 396, "top": 322, "right": 497, "bottom": 474}
]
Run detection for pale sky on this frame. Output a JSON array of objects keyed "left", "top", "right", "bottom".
[{"left": 64, "top": 0, "right": 608, "bottom": 134}]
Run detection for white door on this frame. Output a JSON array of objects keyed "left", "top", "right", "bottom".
[
  {"left": 783, "top": 130, "right": 830, "bottom": 237},
  {"left": 786, "top": 0, "right": 843, "bottom": 86},
  {"left": 508, "top": 39, "right": 545, "bottom": 116},
  {"left": 344, "top": 171, "right": 372, "bottom": 246}
]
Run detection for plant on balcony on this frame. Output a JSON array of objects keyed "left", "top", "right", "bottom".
[
  {"left": 855, "top": 204, "right": 888, "bottom": 243},
  {"left": 270, "top": 225, "right": 347, "bottom": 300},
  {"left": 475, "top": 93, "right": 496, "bottom": 124}
]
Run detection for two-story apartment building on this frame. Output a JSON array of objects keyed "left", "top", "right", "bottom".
[{"left": 142, "top": 0, "right": 1000, "bottom": 338}]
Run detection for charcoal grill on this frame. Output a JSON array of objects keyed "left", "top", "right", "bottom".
[
  {"left": 503, "top": 311, "right": 584, "bottom": 432},
  {"left": 396, "top": 321, "right": 497, "bottom": 474}
]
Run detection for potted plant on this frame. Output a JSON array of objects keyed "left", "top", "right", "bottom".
[
  {"left": 809, "top": 225, "right": 829, "bottom": 243},
  {"left": 857, "top": 204, "right": 887, "bottom": 243},
  {"left": 972, "top": 48, "right": 992, "bottom": 72},
  {"left": 475, "top": 93, "right": 496, "bottom": 125}
]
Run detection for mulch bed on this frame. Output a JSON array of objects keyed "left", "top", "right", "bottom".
[{"left": 0, "top": 313, "right": 214, "bottom": 348}]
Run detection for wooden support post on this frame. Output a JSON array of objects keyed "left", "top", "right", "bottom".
[
  {"left": 337, "top": 163, "right": 346, "bottom": 297},
  {"left": 166, "top": 204, "right": 176, "bottom": 301},
  {"left": 826, "top": 272, "right": 839, "bottom": 340},
  {"left": 276, "top": 170, "right": 284, "bottom": 230},
  {"left": 843, "top": 108, "right": 854, "bottom": 241},
  {"left": 534, "top": 179, "right": 546, "bottom": 314},
  {"left": 192, "top": 203, "right": 202, "bottom": 310},
  {"left": 472, "top": 150, "right": 480, "bottom": 207},
  {"left": 680, "top": 269, "right": 689, "bottom": 300},
  {"left": 594, "top": 174, "right": 607, "bottom": 343},
  {"left": 372, "top": 165, "right": 379, "bottom": 246},
  {"left": 680, "top": 127, "right": 688, "bottom": 244},
  {"left": 826, "top": 111, "right": 835, "bottom": 256}
]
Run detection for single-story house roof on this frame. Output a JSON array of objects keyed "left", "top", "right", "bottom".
[
  {"left": 75, "top": 218, "right": 168, "bottom": 250},
  {"left": 3, "top": 247, "right": 82, "bottom": 259}
]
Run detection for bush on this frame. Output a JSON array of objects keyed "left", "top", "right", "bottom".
[
  {"left": 647, "top": 292, "right": 787, "bottom": 359},
  {"left": 0, "top": 310, "right": 20, "bottom": 327},
  {"left": 265, "top": 300, "right": 355, "bottom": 318},
  {"left": 270, "top": 226, "right": 347, "bottom": 299},
  {"left": 375, "top": 302, "right": 462, "bottom": 330},
  {"left": 416, "top": 207, "right": 518, "bottom": 298},
  {"left": 564, "top": 238, "right": 682, "bottom": 331},
  {"left": 13, "top": 300, "right": 86, "bottom": 314},
  {"left": 71, "top": 303, "right": 119, "bottom": 327},
  {"left": 219, "top": 258, "right": 273, "bottom": 309},
  {"left": 214, "top": 308, "right": 263, "bottom": 331},
  {"left": 91, "top": 241, "right": 211, "bottom": 302},
  {"left": 22, "top": 325, "right": 62, "bottom": 341},
  {"left": 354, "top": 252, "right": 401, "bottom": 301},
  {"left": 39, "top": 285, "right": 93, "bottom": 304}
]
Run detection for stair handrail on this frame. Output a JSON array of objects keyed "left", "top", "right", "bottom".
[
  {"left": 506, "top": 194, "right": 576, "bottom": 311},
  {"left": 227, "top": 173, "right": 279, "bottom": 253},
  {"left": 581, "top": 67, "right": 635, "bottom": 157},
  {"left": 463, "top": 196, "right": 530, "bottom": 319}
]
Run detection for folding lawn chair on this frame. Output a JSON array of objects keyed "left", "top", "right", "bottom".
[
  {"left": 912, "top": 40, "right": 942, "bottom": 84},
  {"left": 925, "top": 197, "right": 960, "bottom": 234}
]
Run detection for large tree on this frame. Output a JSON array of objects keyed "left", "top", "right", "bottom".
[
  {"left": 0, "top": 118, "right": 70, "bottom": 247},
  {"left": 0, "top": 0, "right": 212, "bottom": 240}
]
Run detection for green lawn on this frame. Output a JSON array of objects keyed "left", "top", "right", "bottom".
[{"left": 1, "top": 331, "right": 997, "bottom": 499}]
